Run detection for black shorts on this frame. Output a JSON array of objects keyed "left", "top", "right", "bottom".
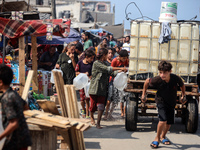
[{"left": 157, "top": 103, "right": 175, "bottom": 124}]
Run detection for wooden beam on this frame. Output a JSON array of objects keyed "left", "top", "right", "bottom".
[
  {"left": 19, "top": 36, "right": 25, "bottom": 96},
  {"left": 22, "top": 70, "right": 34, "bottom": 101},
  {"left": 53, "top": 71, "right": 68, "bottom": 117},
  {"left": 31, "top": 36, "right": 38, "bottom": 93}
]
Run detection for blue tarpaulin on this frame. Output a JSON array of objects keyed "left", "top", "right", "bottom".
[
  {"left": 86, "top": 28, "right": 112, "bottom": 35},
  {"left": 28, "top": 28, "right": 81, "bottom": 45}
]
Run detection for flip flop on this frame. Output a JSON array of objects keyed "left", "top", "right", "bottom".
[
  {"left": 161, "top": 138, "right": 171, "bottom": 145},
  {"left": 150, "top": 141, "right": 159, "bottom": 149}
]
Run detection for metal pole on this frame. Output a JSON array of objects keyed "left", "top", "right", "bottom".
[{"left": 51, "top": 0, "right": 56, "bottom": 19}]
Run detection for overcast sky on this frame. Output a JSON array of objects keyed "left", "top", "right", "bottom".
[{"left": 97, "top": 0, "right": 200, "bottom": 29}]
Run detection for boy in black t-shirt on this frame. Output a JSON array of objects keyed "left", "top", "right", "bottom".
[
  {"left": 0, "top": 64, "right": 32, "bottom": 150},
  {"left": 141, "top": 61, "right": 186, "bottom": 149}
]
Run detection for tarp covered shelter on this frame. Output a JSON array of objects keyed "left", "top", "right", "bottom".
[
  {"left": 28, "top": 28, "right": 81, "bottom": 45},
  {"left": 0, "top": 17, "right": 71, "bottom": 38},
  {"left": 0, "top": 17, "right": 71, "bottom": 95}
]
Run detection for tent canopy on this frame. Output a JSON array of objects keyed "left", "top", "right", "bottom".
[
  {"left": 28, "top": 28, "right": 81, "bottom": 45},
  {"left": 0, "top": 17, "right": 71, "bottom": 39}
]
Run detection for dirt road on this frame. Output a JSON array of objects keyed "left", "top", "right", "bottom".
[{"left": 83, "top": 103, "right": 200, "bottom": 150}]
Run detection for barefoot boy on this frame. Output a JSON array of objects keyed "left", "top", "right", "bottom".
[
  {"left": 0, "top": 64, "right": 32, "bottom": 150},
  {"left": 141, "top": 61, "right": 186, "bottom": 148}
]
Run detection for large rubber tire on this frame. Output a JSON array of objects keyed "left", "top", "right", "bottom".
[
  {"left": 125, "top": 93, "right": 138, "bottom": 131},
  {"left": 185, "top": 98, "right": 199, "bottom": 133}
]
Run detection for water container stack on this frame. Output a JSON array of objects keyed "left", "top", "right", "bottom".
[{"left": 129, "top": 21, "right": 199, "bottom": 82}]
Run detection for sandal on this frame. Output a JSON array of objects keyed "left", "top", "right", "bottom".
[
  {"left": 161, "top": 138, "right": 171, "bottom": 145},
  {"left": 150, "top": 141, "right": 159, "bottom": 149}
]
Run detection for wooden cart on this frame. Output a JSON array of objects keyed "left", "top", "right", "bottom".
[{"left": 125, "top": 79, "right": 199, "bottom": 133}]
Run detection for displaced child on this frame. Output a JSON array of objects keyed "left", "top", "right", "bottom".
[
  {"left": 89, "top": 48, "right": 127, "bottom": 129},
  {"left": 141, "top": 61, "right": 186, "bottom": 148},
  {"left": 75, "top": 49, "right": 96, "bottom": 118},
  {"left": 0, "top": 64, "right": 32, "bottom": 150},
  {"left": 103, "top": 48, "right": 114, "bottom": 120},
  {"left": 108, "top": 50, "right": 129, "bottom": 118}
]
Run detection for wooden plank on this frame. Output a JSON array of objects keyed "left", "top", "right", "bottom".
[
  {"left": 31, "top": 36, "right": 38, "bottom": 92},
  {"left": 60, "top": 131, "right": 72, "bottom": 150},
  {"left": 24, "top": 110, "right": 70, "bottom": 125},
  {"left": 53, "top": 71, "right": 68, "bottom": 117},
  {"left": 69, "top": 85, "right": 85, "bottom": 150},
  {"left": 70, "top": 85, "right": 80, "bottom": 118},
  {"left": 22, "top": 70, "right": 34, "bottom": 101},
  {"left": 37, "top": 100, "right": 60, "bottom": 115},
  {"left": 19, "top": 36, "right": 25, "bottom": 96},
  {"left": 28, "top": 124, "right": 52, "bottom": 131},
  {"left": 64, "top": 85, "right": 73, "bottom": 118},
  {"left": 65, "top": 86, "right": 81, "bottom": 150},
  {"left": 125, "top": 89, "right": 200, "bottom": 96},
  {"left": 26, "top": 118, "right": 53, "bottom": 127},
  {"left": 80, "top": 124, "right": 91, "bottom": 132},
  {"left": 76, "top": 122, "right": 84, "bottom": 130}
]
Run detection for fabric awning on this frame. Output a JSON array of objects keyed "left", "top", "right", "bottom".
[{"left": 0, "top": 17, "right": 71, "bottom": 38}]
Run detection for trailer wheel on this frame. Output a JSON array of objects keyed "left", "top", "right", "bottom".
[
  {"left": 125, "top": 93, "right": 138, "bottom": 131},
  {"left": 185, "top": 98, "right": 199, "bottom": 133}
]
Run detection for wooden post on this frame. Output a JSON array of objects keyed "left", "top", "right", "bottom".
[
  {"left": 22, "top": 70, "right": 34, "bottom": 101},
  {"left": 31, "top": 36, "right": 38, "bottom": 93},
  {"left": 19, "top": 36, "right": 25, "bottom": 96}
]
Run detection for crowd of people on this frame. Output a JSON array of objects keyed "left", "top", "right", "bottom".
[{"left": 0, "top": 30, "right": 191, "bottom": 149}]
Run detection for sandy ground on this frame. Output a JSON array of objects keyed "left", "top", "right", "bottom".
[{"left": 82, "top": 102, "right": 200, "bottom": 150}]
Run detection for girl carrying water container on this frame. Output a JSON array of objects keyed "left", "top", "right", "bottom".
[{"left": 88, "top": 48, "right": 127, "bottom": 129}]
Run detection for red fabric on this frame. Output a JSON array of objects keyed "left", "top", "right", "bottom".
[
  {"left": 79, "top": 89, "right": 90, "bottom": 101},
  {"left": 89, "top": 95, "right": 106, "bottom": 112},
  {"left": 0, "top": 17, "right": 71, "bottom": 38}
]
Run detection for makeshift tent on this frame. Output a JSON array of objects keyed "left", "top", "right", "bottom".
[
  {"left": 0, "top": 17, "right": 71, "bottom": 95},
  {"left": 0, "top": 17, "right": 71, "bottom": 38},
  {"left": 28, "top": 28, "right": 81, "bottom": 45}
]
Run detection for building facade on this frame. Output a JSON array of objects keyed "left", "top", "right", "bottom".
[{"left": 0, "top": 0, "right": 114, "bottom": 25}]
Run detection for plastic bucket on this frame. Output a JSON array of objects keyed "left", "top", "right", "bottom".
[{"left": 159, "top": 2, "right": 177, "bottom": 23}]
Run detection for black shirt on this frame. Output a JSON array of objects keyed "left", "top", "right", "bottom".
[
  {"left": 0, "top": 88, "right": 32, "bottom": 150},
  {"left": 57, "top": 53, "right": 76, "bottom": 84},
  {"left": 39, "top": 51, "right": 59, "bottom": 71},
  {"left": 149, "top": 74, "right": 184, "bottom": 108}
]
